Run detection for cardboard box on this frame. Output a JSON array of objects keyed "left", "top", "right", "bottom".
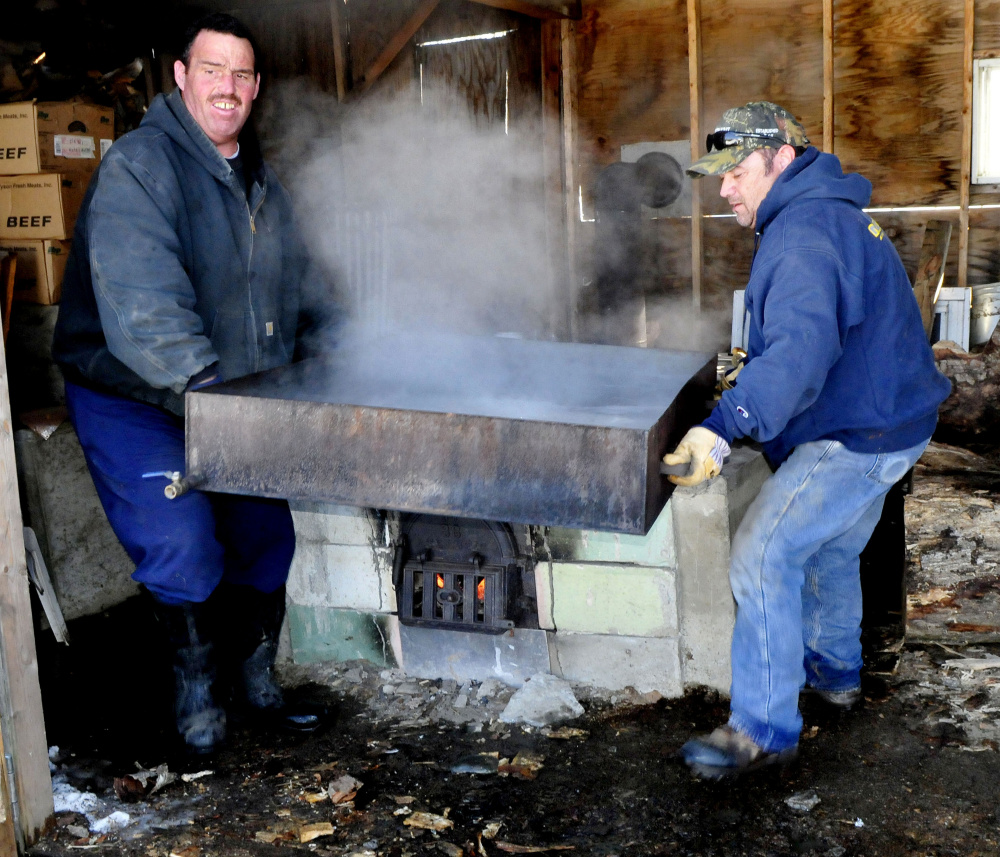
[
  {"left": 0, "top": 102, "right": 41, "bottom": 174},
  {"left": 58, "top": 169, "right": 94, "bottom": 233},
  {"left": 0, "top": 174, "right": 66, "bottom": 239},
  {"left": 36, "top": 101, "right": 115, "bottom": 173},
  {"left": 0, "top": 239, "right": 71, "bottom": 304},
  {"left": 0, "top": 100, "right": 114, "bottom": 176}
]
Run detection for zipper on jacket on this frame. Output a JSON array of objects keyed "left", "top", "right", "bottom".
[{"left": 246, "top": 191, "right": 266, "bottom": 371}]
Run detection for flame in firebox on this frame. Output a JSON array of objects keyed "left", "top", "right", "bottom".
[{"left": 434, "top": 574, "right": 486, "bottom": 601}]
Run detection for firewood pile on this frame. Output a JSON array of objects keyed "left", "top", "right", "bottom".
[{"left": 934, "top": 324, "right": 1000, "bottom": 441}]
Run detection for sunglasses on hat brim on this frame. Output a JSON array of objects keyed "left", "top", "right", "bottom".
[{"left": 705, "top": 130, "right": 788, "bottom": 153}]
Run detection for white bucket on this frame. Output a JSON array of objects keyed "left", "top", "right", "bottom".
[{"left": 970, "top": 282, "right": 1000, "bottom": 347}]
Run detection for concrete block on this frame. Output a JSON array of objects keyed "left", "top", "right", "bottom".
[
  {"left": 543, "top": 500, "right": 676, "bottom": 567},
  {"left": 287, "top": 605, "right": 396, "bottom": 665},
  {"left": 289, "top": 502, "right": 391, "bottom": 546},
  {"left": 548, "top": 563, "right": 678, "bottom": 637},
  {"left": 287, "top": 542, "right": 394, "bottom": 612},
  {"left": 551, "top": 633, "right": 682, "bottom": 696},
  {"left": 534, "top": 561, "right": 556, "bottom": 631},
  {"left": 15, "top": 425, "right": 138, "bottom": 622},
  {"left": 670, "top": 442, "right": 770, "bottom": 693},
  {"left": 398, "top": 625, "right": 552, "bottom": 687}
]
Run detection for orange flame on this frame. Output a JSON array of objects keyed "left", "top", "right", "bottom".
[
  {"left": 436, "top": 574, "right": 445, "bottom": 588},
  {"left": 477, "top": 579, "right": 485, "bottom": 600}
]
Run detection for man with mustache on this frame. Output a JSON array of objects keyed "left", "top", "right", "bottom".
[
  {"left": 663, "top": 101, "right": 951, "bottom": 778},
  {"left": 52, "top": 13, "right": 330, "bottom": 756}
]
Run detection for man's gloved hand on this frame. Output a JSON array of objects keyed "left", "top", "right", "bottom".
[
  {"left": 720, "top": 348, "right": 746, "bottom": 391},
  {"left": 662, "top": 427, "right": 731, "bottom": 487},
  {"left": 184, "top": 362, "right": 222, "bottom": 392}
]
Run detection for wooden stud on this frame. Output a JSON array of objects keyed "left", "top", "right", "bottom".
[
  {"left": 466, "top": 0, "right": 581, "bottom": 18},
  {"left": 560, "top": 19, "right": 579, "bottom": 341},
  {"left": 0, "top": 317, "right": 53, "bottom": 849},
  {"left": 1, "top": 254, "right": 14, "bottom": 346},
  {"left": 541, "top": 20, "right": 570, "bottom": 339},
  {"left": 913, "top": 220, "right": 953, "bottom": 340},
  {"left": 0, "top": 719, "right": 16, "bottom": 857},
  {"left": 823, "top": 0, "right": 834, "bottom": 153},
  {"left": 959, "top": 0, "right": 974, "bottom": 289},
  {"left": 687, "top": 0, "right": 703, "bottom": 310},
  {"left": 357, "top": 0, "right": 441, "bottom": 95},
  {"left": 329, "top": 0, "right": 347, "bottom": 102}
]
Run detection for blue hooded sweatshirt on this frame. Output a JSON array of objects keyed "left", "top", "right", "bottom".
[{"left": 703, "top": 147, "right": 951, "bottom": 465}]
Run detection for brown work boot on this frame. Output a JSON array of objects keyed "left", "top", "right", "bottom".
[{"left": 680, "top": 725, "right": 797, "bottom": 779}]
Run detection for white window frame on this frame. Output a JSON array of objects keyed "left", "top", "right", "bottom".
[
  {"left": 934, "top": 286, "right": 971, "bottom": 351},
  {"left": 972, "top": 58, "right": 1000, "bottom": 184}
]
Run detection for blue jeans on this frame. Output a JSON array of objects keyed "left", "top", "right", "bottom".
[
  {"left": 65, "top": 381, "right": 295, "bottom": 605},
  {"left": 727, "top": 438, "right": 929, "bottom": 752}
]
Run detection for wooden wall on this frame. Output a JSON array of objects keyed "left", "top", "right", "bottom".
[
  {"left": 186, "top": 0, "right": 1000, "bottom": 336},
  {"left": 570, "top": 0, "right": 1000, "bottom": 330}
]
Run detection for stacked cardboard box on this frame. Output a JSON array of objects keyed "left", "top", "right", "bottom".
[{"left": 0, "top": 100, "right": 114, "bottom": 303}]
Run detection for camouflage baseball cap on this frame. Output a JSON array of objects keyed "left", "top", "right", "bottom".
[{"left": 687, "top": 101, "right": 809, "bottom": 177}]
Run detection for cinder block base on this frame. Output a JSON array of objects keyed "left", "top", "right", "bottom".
[
  {"left": 547, "top": 563, "right": 678, "bottom": 637},
  {"left": 670, "top": 442, "right": 771, "bottom": 693},
  {"left": 398, "top": 625, "right": 552, "bottom": 687},
  {"left": 544, "top": 499, "right": 676, "bottom": 567},
  {"left": 287, "top": 605, "right": 396, "bottom": 666},
  {"left": 551, "top": 633, "right": 683, "bottom": 696},
  {"left": 287, "top": 542, "right": 394, "bottom": 612},
  {"left": 15, "top": 425, "right": 138, "bottom": 622}
]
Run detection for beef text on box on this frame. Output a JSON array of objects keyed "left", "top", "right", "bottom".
[
  {"left": 0, "top": 174, "right": 66, "bottom": 240},
  {"left": 0, "top": 103, "right": 41, "bottom": 174}
]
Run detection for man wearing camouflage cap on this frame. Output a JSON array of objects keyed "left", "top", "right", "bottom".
[{"left": 663, "top": 101, "right": 950, "bottom": 778}]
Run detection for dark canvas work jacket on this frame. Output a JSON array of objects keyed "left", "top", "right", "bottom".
[{"left": 53, "top": 88, "right": 318, "bottom": 415}]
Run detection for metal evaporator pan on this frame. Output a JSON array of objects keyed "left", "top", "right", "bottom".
[{"left": 184, "top": 331, "right": 716, "bottom": 535}]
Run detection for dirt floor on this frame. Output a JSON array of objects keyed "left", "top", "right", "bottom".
[{"left": 25, "top": 450, "right": 1000, "bottom": 857}]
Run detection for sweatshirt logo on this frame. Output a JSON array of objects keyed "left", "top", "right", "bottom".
[
  {"left": 737, "top": 406, "right": 750, "bottom": 419},
  {"left": 867, "top": 220, "right": 885, "bottom": 241}
]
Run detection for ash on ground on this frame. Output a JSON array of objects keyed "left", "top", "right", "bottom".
[{"left": 28, "top": 445, "right": 1000, "bottom": 857}]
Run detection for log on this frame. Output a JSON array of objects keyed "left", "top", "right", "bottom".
[{"left": 934, "top": 322, "right": 1000, "bottom": 438}]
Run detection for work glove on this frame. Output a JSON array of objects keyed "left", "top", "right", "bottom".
[
  {"left": 720, "top": 348, "right": 747, "bottom": 391},
  {"left": 662, "top": 427, "right": 731, "bottom": 487},
  {"left": 185, "top": 362, "right": 222, "bottom": 392}
]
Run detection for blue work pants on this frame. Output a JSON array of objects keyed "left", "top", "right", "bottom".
[
  {"left": 65, "top": 381, "right": 295, "bottom": 605},
  {"left": 727, "top": 438, "right": 929, "bottom": 752}
]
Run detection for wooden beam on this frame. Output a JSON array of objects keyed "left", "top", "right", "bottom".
[
  {"left": 0, "top": 318, "right": 53, "bottom": 848},
  {"left": 0, "top": 716, "right": 17, "bottom": 856},
  {"left": 1, "top": 254, "right": 14, "bottom": 346},
  {"left": 541, "top": 20, "right": 570, "bottom": 339},
  {"left": 329, "top": 0, "right": 347, "bottom": 102},
  {"left": 357, "top": 0, "right": 441, "bottom": 94},
  {"left": 560, "top": 19, "right": 579, "bottom": 341},
  {"left": 687, "top": 0, "right": 703, "bottom": 310},
  {"left": 823, "top": 0, "right": 834, "bottom": 153},
  {"left": 958, "top": 0, "right": 974, "bottom": 289},
  {"left": 913, "top": 220, "right": 953, "bottom": 340},
  {"left": 465, "top": 0, "right": 581, "bottom": 19}
]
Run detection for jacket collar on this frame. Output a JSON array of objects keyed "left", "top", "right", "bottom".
[{"left": 146, "top": 89, "right": 266, "bottom": 192}]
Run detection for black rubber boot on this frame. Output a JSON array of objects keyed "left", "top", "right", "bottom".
[
  {"left": 150, "top": 599, "right": 227, "bottom": 756},
  {"left": 216, "top": 584, "right": 323, "bottom": 733}
]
